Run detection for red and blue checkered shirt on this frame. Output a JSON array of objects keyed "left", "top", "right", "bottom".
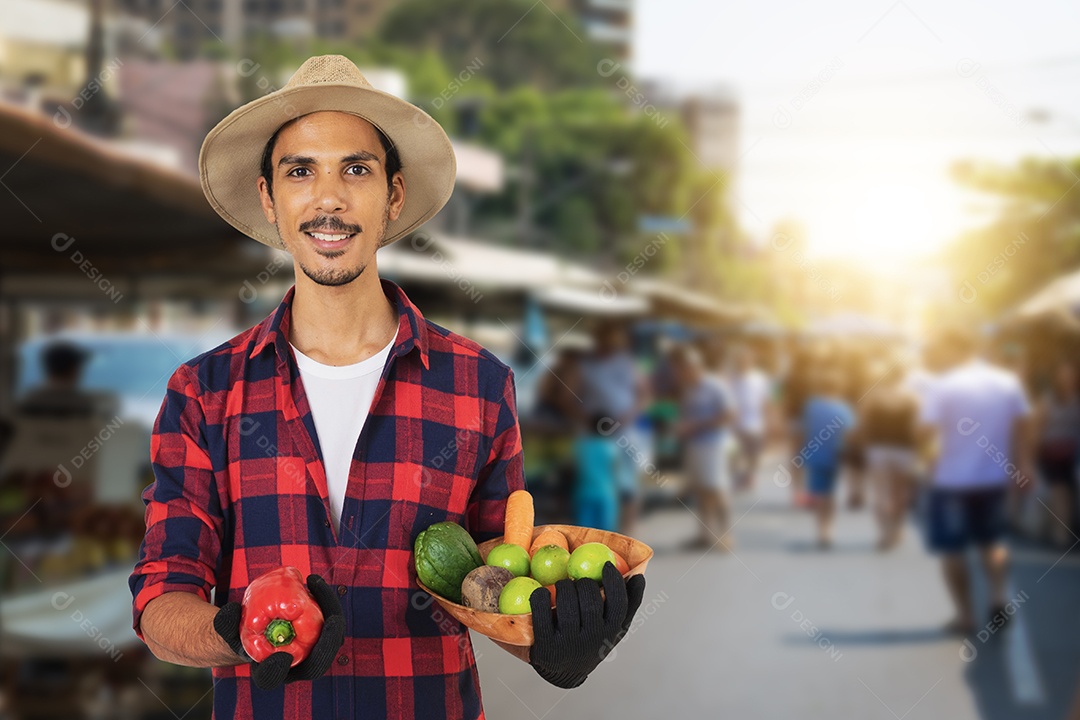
[{"left": 129, "top": 278, "right": 525, "bottom": 720}]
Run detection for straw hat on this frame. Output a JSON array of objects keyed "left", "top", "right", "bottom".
[{"left": 198, "top": 54, "right": 456, "bottom": 250}]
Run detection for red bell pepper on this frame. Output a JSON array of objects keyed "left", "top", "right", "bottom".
[{"left": 240, "top": 566, "right": 324, "bottom": 667}]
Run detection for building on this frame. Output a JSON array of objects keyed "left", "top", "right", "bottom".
[
  {"left": 642, "top": 81, "right": 739, "bottom": 174},
  {"left": 0, "top": 0, "right": 93, "bottom": 98},
  {"left": 116, "top": 0, "right": 631, "bottom": 61},
  {"left": 115, "top": 0, "right": 395, "bottom": 57},
  {"left": 0, "top": 0, "right": 140, "bottom": 137},
  {"left": 116, "top": 58, "right": 233, "bottom": 174},
  {"left": 550, "top": 0, "right": 633, "bottom": 62},
  {"left": 681, "top": 90, "right": 739, "bottom": 173}
]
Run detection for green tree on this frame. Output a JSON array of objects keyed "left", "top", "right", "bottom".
[
  {"left": 379, "top": 0, "right": 607, "bottom": 92},
  {"left": 473, "top": 87, "right": 694, "bottom": 261},
  {"left": 945, "top": 156, "right": 1080, "bottom": 316}
]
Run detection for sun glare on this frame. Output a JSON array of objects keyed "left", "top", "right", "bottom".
[{"left": 808, "top": 181, "right": 946, "bottom": 267}]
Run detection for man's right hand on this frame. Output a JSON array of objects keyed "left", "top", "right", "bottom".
[{"left": 214, "top": 574, "right": 346, "bottom": 691}]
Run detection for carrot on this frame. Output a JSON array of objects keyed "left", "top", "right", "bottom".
[
  {"left": 529, "top": 528, "right": 569, "bottom": 556},
  {"left": 503, "top": 489, "right": 534, "bottom": 551}
]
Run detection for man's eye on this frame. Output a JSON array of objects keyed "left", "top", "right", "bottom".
[
  {"left": 347, "top": 165, "right": 370, "bottom": 176},
  {"left": 287, "top": 167, "right": 311, "bottom": 177}
]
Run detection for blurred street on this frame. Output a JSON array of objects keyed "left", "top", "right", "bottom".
[{"left": 476, "top": 448, "right": 1080, "bottom": 720}]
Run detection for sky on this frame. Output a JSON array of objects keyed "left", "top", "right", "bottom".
[{"left": 632, "top": 0, "right": 1080, "bottom": 266}]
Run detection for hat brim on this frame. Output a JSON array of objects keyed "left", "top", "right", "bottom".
[{"left": 199, "top": 84, "right": 456, "bottom": 250}]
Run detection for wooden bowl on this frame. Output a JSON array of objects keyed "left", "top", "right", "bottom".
[{"left": 415, "top": 524, "right": 653, "bottom": 646}]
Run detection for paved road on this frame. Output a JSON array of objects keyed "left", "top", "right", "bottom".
[{"left": 474, "top": 453, "right": 1080, "bottom": 719}]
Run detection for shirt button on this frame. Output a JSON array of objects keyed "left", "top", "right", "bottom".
[
  {"left": 324, "top": 519, "right": 331, "bottom": 528},
  {"left": 337, "top": 654, "right": 349, "bottom": 666},
  {"left": 337, "top": 584, "right": 347, "bottom": 596}
]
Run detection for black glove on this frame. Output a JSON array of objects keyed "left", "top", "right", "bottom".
[
  {"left": 528, "top": 562, "right": 646, "bottom": 689},
  {"left": 214, "top": 573, "right": 346, "bottom": 691}
]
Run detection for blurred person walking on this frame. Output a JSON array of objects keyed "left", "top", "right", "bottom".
[
  {"left": 727, "top": 346, "right": 772, "bottom": 492},
  {"left": 782, "top": 345, "right": 815, "bottom": 508},
  {"left": 576, "top": 321, "right": 651, "bottom": 535},
  {"left": 918, "top": 326, "right": 1034, "bottom": 636},
  {"left": 800, "top": 368, "right": 857, "bottom": 549},
  {"left": 861, "top": 361, "right": 920, "bottom": 550},
  {"left": 533, "top": 348, "right": 585, "bottom": 434},
  {"left": 671, "top": 346, "right": 737, "bottom": 551},
  {"left": 841, "top": 348, "right": 873, "bottom": 510},
  {"left": 572, "top": 414, "right": 621, "bottom": 532},
  {"left": 1033, "top": 360, "right": 1080, "bottom": 548},
  {"left": 528, "top": 347, "right": 586, "bottom": 521}
]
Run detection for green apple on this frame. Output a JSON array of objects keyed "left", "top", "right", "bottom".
[{"left": 485, "top": 543, "right": 530, "bottom": 577}]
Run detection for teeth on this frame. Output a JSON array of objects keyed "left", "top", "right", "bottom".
[{"left": 309, "top": 232, "right": 351, "bottom": 242}]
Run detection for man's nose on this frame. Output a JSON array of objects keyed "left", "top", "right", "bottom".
[{"left": 313, "top": 171, "right": 347, "bottom": 214}]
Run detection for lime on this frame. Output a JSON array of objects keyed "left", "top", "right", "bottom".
[
  {"left": 530, "top": 545, "right": 571, "bottom": 586},
  {"left": 485, "top": 543, "right": 531, "bottom": 577},
  {"left": 567, "top": 542, "right": 617, "bottom": 582},
  {"left": 499, "top": 576, "right": 543, "bottom": 614}
]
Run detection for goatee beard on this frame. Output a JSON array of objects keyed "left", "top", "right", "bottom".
[{"left": 299, "top": 261, "right": 366, "bottom": 287}]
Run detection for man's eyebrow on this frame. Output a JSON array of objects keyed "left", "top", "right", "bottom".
[
  {"left": 277, "top": 153, "right": 315, "bottom": 167},
  {"left": 342, "top": 151, "right": 382, "bottom": 164},
  {"left": 277, "top": 151, "right": 382, "bottom": 167}
]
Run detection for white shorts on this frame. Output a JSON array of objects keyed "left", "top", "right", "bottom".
[
  {"left": 685, "top": 436, "right": 736, "bottom": 491},
  {"left": 866, "top": 446, "right": 917, "bottom": 474}
]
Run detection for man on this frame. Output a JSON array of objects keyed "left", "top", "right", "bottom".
[
  {"left": 726, "top": 346, "right": 771, "bottom": 492},
  {"left": 128, "top": 55, "right": 643, "bottom": 719},
  {"left": 670, "top": 345, "right": 736, "bottom": 551},
  {"left": 799, "top": 367, "right": 856, "bottom": 549},
  {"left": 781, "top": 343, "right": 814, "bottom": 508},
  {"left": 576, "top": 321, "right": 650, "bottom": 535},
  {"left": 16, "top": 340, "right": 118, "bottom": 419},
  {"left": 918, "top": 325, "right": 1033, "bottom": 636},
  {"left": 860, "top": 360, "right": 920, "bottom": 551}
]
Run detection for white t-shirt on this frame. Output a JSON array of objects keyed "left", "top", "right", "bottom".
[
  {"left": 729, "top": 368, "right": 770, "bottom": 434},
  {"left": 290, "top": 329, "right": 397, "bottom": 530},
  {"left": 919, "top": 358, "right": 1031, "bottom": 488}
]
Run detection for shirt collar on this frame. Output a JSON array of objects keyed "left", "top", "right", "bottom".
[{"left": 248, "top": 277, "right": 430, "bottom": 371}]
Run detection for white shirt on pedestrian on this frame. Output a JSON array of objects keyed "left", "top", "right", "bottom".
[
  {"left": 919, "top": 358, "right": 1030, "bottom": 489},
  {"left": 729, "top": 368, "right": 770, "bottom": 435},
  {"left": 290, "top": 329, "right": 397, "bottom": 531}
]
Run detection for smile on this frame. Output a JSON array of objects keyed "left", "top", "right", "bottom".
[{"left": 305, "top": 231, "right": 355, "bottom": 243}]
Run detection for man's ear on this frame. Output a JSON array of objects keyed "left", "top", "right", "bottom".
[
  {"left": 387, "top": 171, "right": 405, "bottom": 223},
  {"left": 257, "top": 176, "right": 276, "bottom": 224}
]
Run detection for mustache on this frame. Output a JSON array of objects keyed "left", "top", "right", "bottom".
[{"left": 299, "top": 216, "right": 362, "bottom": 234}]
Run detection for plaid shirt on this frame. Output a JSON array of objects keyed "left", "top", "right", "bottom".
[{"left": 129, "top": 278, "right": 524, "bottom": 720}]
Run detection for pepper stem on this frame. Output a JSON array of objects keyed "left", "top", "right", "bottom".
[{"left": 264, "top": 619, "right": 295, "bottom": 647}]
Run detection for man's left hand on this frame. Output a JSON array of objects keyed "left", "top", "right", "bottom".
[{"left": 528, "top": 562, "right": 646, "bottom": 689}]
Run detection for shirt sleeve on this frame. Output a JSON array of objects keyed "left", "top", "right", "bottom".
[
  {"left": 716, "top": 378, "right": 736, "bottom": 419},
  {"left": 919, "top": 385, "right": 942, "bottom": 427},
  {"left": 128, "top": 363, "right": 225, "bottom": 642},
  {"left": 466, "top": 367, "right": 526, "bottom": 544},
  {"left": 1011, "top": 378, "right": 1032, "bottom": 419}
]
